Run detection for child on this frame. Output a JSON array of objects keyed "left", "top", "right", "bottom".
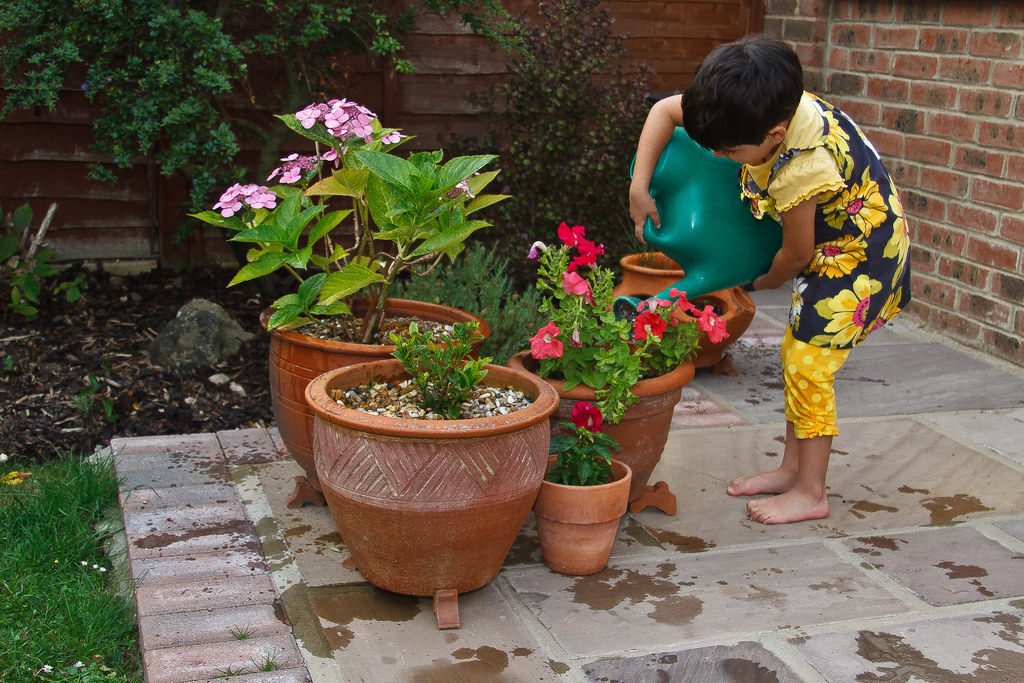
[{"left": 629, "top": 34, "right": 911, "bottom": 524}]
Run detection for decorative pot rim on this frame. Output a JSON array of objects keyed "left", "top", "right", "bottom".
[
  {"left": 305, "top": 358, "right": 559, "bottom": 439},
  {"left": 619, "top": 252, "right": 684, "bottom": 277},
  {"left": 260, "top": 298, "right": 491, "bottom": 354},
  {"left": 507, "top": 351, "right": 695, "bottom": 401},
  {"left": 541, "top": 457, "right": 632, "bottom": 493}
]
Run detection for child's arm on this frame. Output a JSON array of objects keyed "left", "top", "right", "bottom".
[
  {"left": 752, "top": 197, "right": 816, "bottom": 290},
  {"left": 629, "top": 95, "right": 684, "bottom": 243}
]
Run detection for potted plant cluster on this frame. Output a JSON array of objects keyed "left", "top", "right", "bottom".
[
  {"left": 612, "top": 251, "right": 756, "bottom": 374},
  {"left": 533, "top": 400, "right": 632, "bottom": 575},
  {"left": 191, "top": 98, "right": 507, "bottom": 507},
  {"left": 507, "top": 222, "right": 728, "bottom": 514},
  {"left": 304, "top": 321, "right": 559, "bottom": 629}
]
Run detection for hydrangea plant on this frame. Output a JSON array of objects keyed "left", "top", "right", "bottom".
[{"left": 191, "top": 98, "right": 507, "bottom": 342}]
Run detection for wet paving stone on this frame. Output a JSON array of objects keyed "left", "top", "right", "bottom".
[{"left": 583, "top": 641, "right": 803, "bottom": 682}]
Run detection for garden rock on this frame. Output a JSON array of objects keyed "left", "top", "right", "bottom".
[{"left": 147, "top": 298, "right": 253, "bottom": 371}]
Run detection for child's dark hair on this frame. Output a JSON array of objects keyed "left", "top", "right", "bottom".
[{"left": 682, "top": 34, "right": 804, "bottom": 151}]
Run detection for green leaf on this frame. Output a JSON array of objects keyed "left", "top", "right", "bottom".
[
  {"left": 0, "top": 234, "right": 18, "bottom": 261},
  {"left": 305, "top": 169, "right": 370, "bottom": 198},
  {"left": 227, "top": 251, "right": 294, "bottom": 285},
  {"left": 188, "top": 210, "right": 245, "bottom": 231},
  {"left": 465, "top": 193, "right": 509, "bottom": 215},
  {"left": 318, "top": 264, "right": 385, "bottom": 305},
  {"left": 438, "top": 154, "right": 497, "bottom": 187},
  {"left": 307, "top": 209, "right": 351, "bottom": 244},
  {"left": 355, "top": 149, "right": 415, "bottom": 190},
  {"left": 411, "top": 220, "right": 490, "bottom": 257},
  {"left": 296, "top": 272, "right": 327, "bottom": 307},
  {"left": 12, "top": 203, "right": 32, "bottom": 233}
]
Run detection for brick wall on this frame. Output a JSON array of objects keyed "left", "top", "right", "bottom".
[{"left": 762, "top": 0, "right": 1024, "bottom": 367}]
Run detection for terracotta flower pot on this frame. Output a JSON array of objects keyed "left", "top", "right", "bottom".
[
  {"left": 534, "top": 458, "right": 632, "bottom": 575},
  {"left": 263, "top": 299, "right": 490, "bottom": 507},
  {"left": 507, "top": 351, "right": 694, "bottom": 515},
  {"left": 612, "top": 252, "right": 756, "bottom": 370},
  {"left": 305, "top": 358, "right": 558, "bottom": 629}
]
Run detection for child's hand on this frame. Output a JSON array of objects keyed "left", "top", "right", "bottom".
[{"left": 629, "top": 189, "right": 660, "bottom": 243}]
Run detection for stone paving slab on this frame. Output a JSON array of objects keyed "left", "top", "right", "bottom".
[
  {"left": 131, "top": 548, "right": 268, "bottom": 585},
  {"left": 115, "top": 448, "right": 231, "bottom": 490},
  {"left": 924, "top": 408, "right": 1024, "bottom": 468},
  {"left": 582, "top": 640, "right": 804, "bottom": 682},
  {"left": 633, "top": 418, "right": 1024, "bottom": 550},
  {"left": 845, "top": 526, "right": 1024, "bottom": 607},
  {"left": 217, "top": 426, "right": 289, "bottom": 465},
  {"left": 120, "top": 481, "right": 238, "bottom": 511},
  {"left": 126, "top": 523, "right": 263, "bottom": 560},
  {"left": 307, "top": 582, "right": 567, "bottom": 681},
  {"left": 143, "top": 634, "right": 305, "bottom": 683},
  {"left": 504, "top": 543, "right": 911, "bottom": 658},
  {"left": 698, "top": 341, "right": 1024, "bottom": 424},
  {"left": 791, "top": 606, "right": 1024, "bottom": 681},
  {"left": 138, "top": 602, "right": 292, "bottom": 651},
  {"left": 122, "top": 494, "right": 250, "bottom": 535},
  {"left": 134, "top": 573, "right": 280, "bottom": 617}
]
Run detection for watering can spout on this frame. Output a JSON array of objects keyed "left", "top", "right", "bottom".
[{"left": 613, "top": 296, "right": 644, "bottom": 324}]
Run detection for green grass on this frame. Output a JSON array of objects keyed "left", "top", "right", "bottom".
[{"left": 0, "top": 453, "right": 141, "bottom": 681}]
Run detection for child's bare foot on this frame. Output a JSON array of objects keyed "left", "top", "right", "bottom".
[
  {"left": 746, "top": 489, "right": 829, "bottom": 525},
  {"left": 727, "top": 469, "right": 796, "bottom": 496}
]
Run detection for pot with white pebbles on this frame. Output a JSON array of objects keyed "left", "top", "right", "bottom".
[{"left": 305, "top": 358, "right": 559, "bottom": 629}]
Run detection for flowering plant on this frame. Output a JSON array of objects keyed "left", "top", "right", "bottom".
[
  {"left": 528, "top": 222, "right": 727, "bottom": 422},
  {"left": 547, "top": 401, "right": 620, "bottom": 486},
  {"left": 190, "top": 98, "right": 507, "bottom": 342}
]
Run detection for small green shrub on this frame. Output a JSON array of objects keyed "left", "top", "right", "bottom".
[
  {"left": 394, "top": 243, "right": 546, "bottom": 364},
  {"left": 1, "top": 202, "right": 87, "bottom": 321}
]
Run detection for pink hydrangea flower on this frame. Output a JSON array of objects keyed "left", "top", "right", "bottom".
[
  {"left": 530, "top": 321, "right": 563, "bottom": 359},
  {"left": 267, "top": 153, "right": 318, "bottom": 184},
  {"left": 212, "top": 183, "right": 278, "bottom": 217}
]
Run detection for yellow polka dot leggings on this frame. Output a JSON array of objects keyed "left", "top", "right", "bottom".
[{"left": 781, "top": 327, "right": 852, "bottom": 439}]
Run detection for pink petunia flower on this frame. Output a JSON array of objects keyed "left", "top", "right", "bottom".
[
  {"left": 696, "top": 305, "right": 730, "bottom": 343},
  {"left": 530, "top": 321, "right": 563, "bottom": 359},
  {"left": 556, "top": 221, "right": 586, "bottom": 247},
  {"left": 561, "top": 271, "right": 593, "bottom": 303},
  {"left": 571, "top": 401, "right": 603, "bottom": 432}
]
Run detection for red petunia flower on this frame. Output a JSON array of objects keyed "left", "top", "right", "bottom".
[
  {"left": 557, "top": 221, "right": 587, "bottom": 247},
  {"left": 561, "top": 271, "right": 594, "bottom": 304},
  {"left": 696, "top": 305, "right": 730, "bottom": 343},
  {"left": 633, "top": 309, "right": 668, "bottom": 341},
  {"left": 571, "top": 401, "right": 603, "bottom": 432},
  {"left": 530, "top": 321, "right": 564, "bottom": 359}
]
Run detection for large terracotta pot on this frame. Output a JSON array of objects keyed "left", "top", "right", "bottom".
[
  {"left": 305, "top": 358, "right": 558, "bottom": 629},
  {"left": 534, "top": 458, "right": 632, "bottom": 575},
  {"left": 507, "top": 352, "right": 694, "bottom": 515},
  {"left": 263, "top": 299, "right": 489, "bottom": 507},
  {"left": 612, "top": 252, "right": 756, "bottom": 370}
]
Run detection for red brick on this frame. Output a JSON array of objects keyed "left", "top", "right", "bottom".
[
  {"left": 829, "top": 46, "right": 851, "bottom": 69},
  {"left": 926, "top": 111, "right": 978, "bottom": 140},
  {"left": 909, "top": 137, "right": 954, "bottom": 166},
  {"left": 1007, "top": 154, "right": 1024, "bottom": 182},
  {"left": 827, "top": 72, "right": 865, "bottom": 96},
  {"left": 918, "top": 221, "right": 967, "bottom": 253},
  {"left": 874, "top": 26, "right": 918, "bottom": 49},
  {"left": 978, "top": 121, "right": 1024, "bottom": 150},
  {"left": 1001, "top": 214, "right": 1024, "bottom": 243},
  {"left": 832, "top": 23, "right": 870, "bottom": 46},
  {"left": 903, "top": 190, "right": 946, "bottom": 221},
  {"left": 794, "top": 42, "right": 826, "bottom": 70},
  {"left": 853, "top": 0, "right": 893, "bottom": 21},
  {"left": 966, "top": 235, "right": 1021, "bottom": 270},
  {"left": 930, "top": 307, "right": 983, "bottom": 342},
  {"left": 899, "top": 3, "right": 940, "bottom": 24},
  {"left": 865, "top": 127, "right": 904, "bottom": 156},
  {"left": 942, "top": 3, "right": 995, "bottom": 26},
  {"left": 969, "top": 30, "right": 1023, "bottom": 58},
  {"left": 995, "top": 271, "right": 1024, "bottom": 303},
  {"left": 912, "top": 274, "right": 957, "bottom": 307},
  {"left": 840, "top": 100, "right": 881, "bottom": 126},
  {"left": 851, "top": 49, "right": 892, "bottom": 73},
  {"left": 867, "top": 76, "right": 910, "bottom": 101},
  {"left": 882, "top": 106, "right": 924, "bottom": 134},
  {"left": 939, "top": 56, "right": 992, "bottom": 84},
  {"left": 892, "top": 52, "right": 939, "bottom": 78},
  {"left": 919, "top": 27, "right": 969, "bottom": 53},
  {"left": 947, "top": 202, "right": 999, "bottom": 235},
  {"left": 920, "top": 166, "right": 967, "bottom": 196},
  {"left": 958, "top": 88, "right": 1014, "bottom": 116},
  {"left": 953, "top": 145, "right": 1007, "bottom": 178},
  {"left": 941, "top": 257, "right": 992, "bottom": 289},
  {"left": 992, "top": 61, "right": 1024, "bottom": 89},
  {"left": 996, "top": 4, "right": 1024, "bottom": 28},
  {"left": 884, "top": 158, "right": 920, "bottom": 186},
  {"left": 971, "top": 177, "right": 1024, "bottom": 211},
  {"left": 909, "top": 243, "right": 938, "bottom": 274},
  {"left": 798, "top": 0, "right": 823, "bottom": 18},
  {"left": 910, "top": 82, "right": 958, "bottom": 109},
  {"left": 986, "top": 329, "right": 1024, "bottom": 367},
  {"left": 959, "top": 293, "right": 1012, "bottom": 326}
]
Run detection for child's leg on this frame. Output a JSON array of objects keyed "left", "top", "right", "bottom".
[
  {"left": 729, "top": 328, "right": 849, "bottom": 523},
  {"left": 746, "top": 428, "right": 831, "bottom": 524}
]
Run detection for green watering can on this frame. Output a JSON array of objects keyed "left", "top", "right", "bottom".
[{"left": 614, "top": 127, "right": 783, "bottom": 321}]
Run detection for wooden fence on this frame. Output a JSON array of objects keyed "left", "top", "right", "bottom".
[{"left": 0, "top": 1, "right": 761, "bottom": 267}]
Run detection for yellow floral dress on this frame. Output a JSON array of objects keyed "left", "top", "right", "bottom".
[{"left": 741, "top": 93, "right": 911, "bottom": 349}]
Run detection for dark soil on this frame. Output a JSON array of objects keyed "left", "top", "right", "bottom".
[{"left": 0, "top": 266, "right": 274, "bottom": 464}]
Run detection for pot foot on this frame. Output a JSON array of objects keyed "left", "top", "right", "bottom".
[
  {"left": 285, "top": 476, "right": 327, "bottom": 508},
  {"left": 433, "top": 589, "right": 460, "bottom": 630},
  {"left": 711, "top": 352, "right": 739, "bottom": 376},
  {"left": 628, "top": 481, "right": 677, "bottom": 515}
]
